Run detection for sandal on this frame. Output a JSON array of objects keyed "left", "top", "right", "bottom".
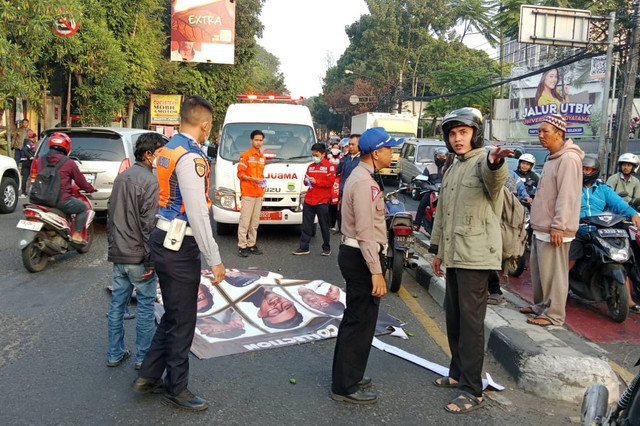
[
  {"left": 630, "top": 305, "right": 640, "bottom": 314},
  {"left": 527, "top": 315, "right": 554, "bottom": 327},
  {"left": 519, "top": 306, "right": 535, "bottom": 315},
  {"left": 433, "top": 376, "right": 459, "bottom": 388},
  {"left": 444, "top": 391, "right": 485, "bottom": 414},
  {"left": 487, "top": 294, "right": 505, "bottom": 305}
]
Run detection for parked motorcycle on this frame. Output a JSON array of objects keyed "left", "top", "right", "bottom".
[
  {"left": 17, "top": 186, "right": 95, "bottom": 272},
  {"left": 569, "top": 214, "right": 633, "bottom": 323},
  {"left": 384, "top": 186, "right": 415, "bottom": 293},
  {"left": 580, "top": 357, "right": 640, "bottom": 425}
]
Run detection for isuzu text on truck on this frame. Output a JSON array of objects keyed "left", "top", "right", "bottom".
[
  {"left": 351, "top": 112, "right": 418, "bottom": 178},
  {"left": 212, "top": 96, "right": 316, "bottom": 234}
]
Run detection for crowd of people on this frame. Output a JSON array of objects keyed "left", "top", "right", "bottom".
[{"left": 22, "top": 96, "right": 640, "bottom": 414}]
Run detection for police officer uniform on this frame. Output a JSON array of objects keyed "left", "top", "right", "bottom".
[
  {"left": 331, "top": 128, "right": 402, "bottom": 402},
  {"left": 139, "top": 132, "right": 222, "bottom": 397}
]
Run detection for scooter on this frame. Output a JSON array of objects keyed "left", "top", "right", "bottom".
[
  {"left": 412, "top": 173, "right": 441, "bottom": 236},
  {"left": 580, "top": 357, "right": 640, "bottom": 426},
  {"left": 17, "top": 185, "right": 95, "bottom": 272},
  {"left": 384, "top": 185, "right": 415, "bottom": 293},
  {"left": 621, "top": 195, "right": 640, "bottom": 302},
  {"left": 568, "top": 214, "right": 633, "bottom": 323}
]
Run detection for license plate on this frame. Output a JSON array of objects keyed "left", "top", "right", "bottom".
[
  {"left": 396, "top": 236, "right": 414, "bottom": 246},
  {"left": 597, "top": 228, "right": 627, "bottom": 238},
  {"left": 17, "top": 220, "right": 43, "bottom": 231},
  {"left": 260, "top": 211, "right": 283, "bottom": 221},
  {"left": 83, "top": 173, "right": 96, "bottom": 183}
]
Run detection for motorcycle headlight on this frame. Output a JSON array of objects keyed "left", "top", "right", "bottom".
[
  {"left": 214, "top": 188, "right": 237, "bottom": 211},
  {"left": 595, "top": 236, "right": 630, "bottom": 263}
]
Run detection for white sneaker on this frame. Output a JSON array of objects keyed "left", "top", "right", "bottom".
[{"left": 19, "top": 193, "right": 26, "bottom": 198}]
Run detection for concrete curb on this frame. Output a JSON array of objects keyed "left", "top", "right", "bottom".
[{"left": 407, "top": 233, "right": 620, "bottom": 403}]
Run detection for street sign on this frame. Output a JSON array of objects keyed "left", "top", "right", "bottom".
[
  {"left": 519, "top": 5, "right": 590, "bottom": 47},
  {"left": 349, "top": 95, "right": 360, "bottom": 105},
  {"left": 53, "top": 16, "right": 79, "bottom": 37}
]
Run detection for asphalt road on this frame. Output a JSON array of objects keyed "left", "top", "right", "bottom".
[{"left": 0, "top": 194, "right": 579, "bottom": 425}]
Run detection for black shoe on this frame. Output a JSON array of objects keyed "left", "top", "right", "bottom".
[
  {"left": 107, "top": 349, "right": 131, "bottom": 367},
  {"left": 238, "top": 248, "right": 249, "bottom": 257},
  {"left": 321, "top": 250, "right": 331, "bottom": 256},
  {"left": 331, "top": 389, "right": 378, "bottom": 405},
  {"left": 131, "top": 377, "right": 165, "bottom": 394},
  {"left": 134, "top": 362, "right": 142, "bottom": 370},
  {"left": 162, "top": 388, "right": 209, "bottom": 411},
  {"left": 292, "top": 248, "right": 310, "bottom": 255},
  {"left": 124, "top": 312, "right": 136, "bottom": 320},
  {"left": 358, "top": 376, "right": 372, "bottom": 387},
  {"left": 248, "top": 245, "right": 263, "bottom": 255}
]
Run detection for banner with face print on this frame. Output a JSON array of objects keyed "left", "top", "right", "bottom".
[
  {"left": 154, "top": 269, "right": 403, "bottom": 359},
  {"left": 509, "top": 56, "right": 606, "bottom": 139},
  {"left": 170, "top": 0, "right": 236, "bottom": 64}
]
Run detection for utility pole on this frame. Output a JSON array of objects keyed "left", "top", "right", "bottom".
[
  {"left": 616, "top": 0, "right": 640, "bottom": 157},
  {"left": 597, "top": 12, "right": 616, "bottom": 171}
]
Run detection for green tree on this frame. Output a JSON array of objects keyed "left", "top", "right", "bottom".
[{"left": 245, "top": 45, "right": 288, "bottom": 95}]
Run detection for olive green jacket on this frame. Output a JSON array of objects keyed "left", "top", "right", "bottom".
[{"left": 430, "top": 148, "right": 508, "bottom": 270}]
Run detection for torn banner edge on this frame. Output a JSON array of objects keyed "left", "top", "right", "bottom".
[{"left": 372, "top": 337, "right": 505, "bottom": 391}]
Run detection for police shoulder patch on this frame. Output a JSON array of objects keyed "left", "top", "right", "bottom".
[
  {"left": 371, "top": 186, "right": 381, "bottom": 201},
  {"left": 194, "top": 158, "right": 207, "bottom": 177}
]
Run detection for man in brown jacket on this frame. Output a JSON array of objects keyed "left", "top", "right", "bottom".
[
  {"left": 521, "top": 114, "right": 584, "bottom": 327},
  {"left": 11, "top": 118, "right": 32, "bottom": 163}
]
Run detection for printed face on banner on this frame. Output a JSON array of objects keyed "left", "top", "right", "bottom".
[
  {"left": 154, "top": 270, "right": 403, "bottom": 359},
  {"left": 509, "top": 56, "right": 606, "bottom": 140},
  {"left": 170, "top": 0, "right": 236, "bottom": 64}
]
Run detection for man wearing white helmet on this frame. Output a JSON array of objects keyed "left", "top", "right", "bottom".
[
  {"left": 606, "top": 153, "right": 640, "bottom": 202},
  {"left": 514, "top": 153, "right": 539, "bottom": 203}
]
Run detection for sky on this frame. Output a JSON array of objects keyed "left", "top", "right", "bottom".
[{"left": 258, "top": 0, "right": 494, "bottom": 99}]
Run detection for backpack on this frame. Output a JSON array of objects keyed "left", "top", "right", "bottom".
[{"left": 29, "top": 156, "right": 69, "bottom": 207}]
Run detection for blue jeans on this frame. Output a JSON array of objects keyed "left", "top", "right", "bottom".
[
  {"left": 56, "top": 197, "right": 88, "bottom": 232},
  {"left": 107, "top": 263, "right": 158, "bottom": 364}
]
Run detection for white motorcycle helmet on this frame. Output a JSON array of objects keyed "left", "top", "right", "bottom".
[
  {"left": 617, "top": 153, "right": 640, "bottom": 173},
  {"left": 518, "top": 153, "right": 536, "bottom": 167}
]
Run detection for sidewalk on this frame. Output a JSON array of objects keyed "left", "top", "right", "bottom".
[{"left": 407, "top": 232, "right": 621, "bottom": 404}]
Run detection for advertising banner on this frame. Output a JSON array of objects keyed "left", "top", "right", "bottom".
[
  {"left": 509, "top": 56, "right": 606, "bottom": 139},
  {"left": 154, "top": 269, "right": 403, "bottom": 359},
  {"left": 170, "top": 0, "right": 236, "bottom": 64},
  {"left": 150, "top": 94, "right": 182, "bottom": 125}
]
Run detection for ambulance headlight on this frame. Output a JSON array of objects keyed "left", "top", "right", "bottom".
[{"left": 214, "top": 188, "right": 237, "bottom": 210}]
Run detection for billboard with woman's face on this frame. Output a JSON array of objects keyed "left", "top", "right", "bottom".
[{"left": 509, "top": 56, "right": 606, "bottom": 139}]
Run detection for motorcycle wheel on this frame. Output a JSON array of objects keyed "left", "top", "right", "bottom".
[
  {"left": 580, "top": 383, "right": 609, "bottom": 426},
  {"left": 606, "top": 279, "right": 629, "bottom": 323},
  {"left": 21, "top": 238, "right": 48, "bottom": 273},
  {"left": 508, "top": 255, "right": 526, "bottom": 277},
  {"left": 78, "top": 223, "right": 94, "bottom": 254},
  {"left": 388, "top": 247, "right": 404, "bottom": 293}
]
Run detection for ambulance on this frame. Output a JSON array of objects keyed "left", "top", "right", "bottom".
[{"left": 212, "top": 95, "right": 317, "bottom": 234}]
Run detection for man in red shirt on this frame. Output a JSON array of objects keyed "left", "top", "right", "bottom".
[
  {"left": 293, "top": 143, "right": 336, "bottom": 256},
  {"left": 237, "top": 130, "right": 266, "bottom": 257}
]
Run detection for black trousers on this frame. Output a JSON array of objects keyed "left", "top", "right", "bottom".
[
  {"left": 299, "top": 202, "right": 330, "bottom": 251},
  {"left": 139, "top": 229, "right": 201, "bottom": 396},
  {"left": 20, "top": 160, "right": 31, "bottom": 194},
  {"left": 444, "top": 268, "right": 489, "bottom": 397},
  {"left": 332, "top": 245, "right": 384, "bottom": 395},
  {"left": 329, "top": 203, "right": 338, "bottom": 228}
]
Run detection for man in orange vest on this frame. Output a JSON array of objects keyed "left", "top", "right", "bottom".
[{"left": 237, "top": 130, "right": 267, "bottom": 257}]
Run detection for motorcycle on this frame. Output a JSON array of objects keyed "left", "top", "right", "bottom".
[
  {"left": 580, "top": 357, "right": 640, "bottom": 426},
  {"left": 621, "top": 195, "right": 640, "bottom": 302},
  {"left": 384, "top": 186, "right": 415, "bottom": 293},
  {"left": 411, "top": 173, "right": 441, "bottom": 236},
  {"left": 568, "top": 214, "right": 633, "bottom": 323},
  {"left": 17, "top": 185, "right": 95, "bottom": 272}
]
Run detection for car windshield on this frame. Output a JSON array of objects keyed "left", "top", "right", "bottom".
[
  {"left": 415, "top": 145, "right": 445, "bottom": 163},
  {"left": 219, "top": 123, "right": 316, "bottom": 162},
  {"left": 39, "top": 132, "right": 125, "bottom": 161}
]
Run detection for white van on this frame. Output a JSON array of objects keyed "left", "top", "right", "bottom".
[{"left": 212, "top": 102, "right": 316, "bottom": 234}]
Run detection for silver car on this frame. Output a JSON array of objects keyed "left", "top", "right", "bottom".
[
  {"left": 397, "top": 138, "right": 446, "bottom": 185},
  {"left": 35, "top": 128, "right": 167, "bottom": 212}
]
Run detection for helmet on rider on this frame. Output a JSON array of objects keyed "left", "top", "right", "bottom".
[
  {"left": 48, "top": 132, "right": 72, "bottom": 155},
  {"left": 441, "top": 107, "right": 484, "bottom": 153},
  {"left": 433, "top": 147, "right": 449, "bottom": 167},
  {"left": 617, "top": 153, "right": 640, "bottom": 174},
  {"left": 582, "top": 154, "right": 600, "bottom": 186},
  {"left": 518, "top": 153, "right": 536, "bottom": 169}
]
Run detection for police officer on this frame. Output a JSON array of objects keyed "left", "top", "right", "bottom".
[
  {"left": 331, "top": 127, "right": 402, "bottom": 405},
  {"left": 132, "top": 96, "right": 225, "bottom": 412}
]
